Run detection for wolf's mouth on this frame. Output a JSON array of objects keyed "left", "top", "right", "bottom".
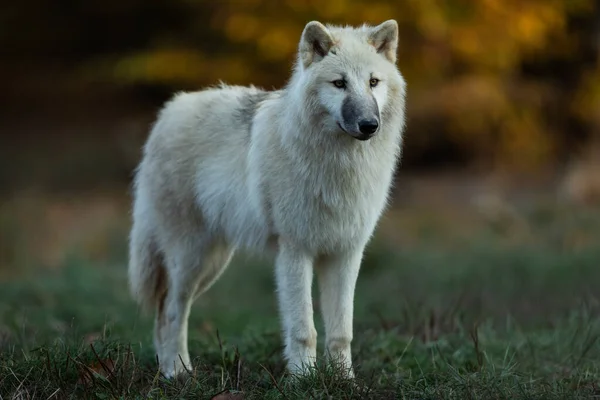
[
  {"left": 337, "top": 122, "right": 374, "bottom": 141},
  {"left": 336, "top": 122, "right": 348, "bottom": 134}
]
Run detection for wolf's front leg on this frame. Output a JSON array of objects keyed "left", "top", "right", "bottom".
[
  {"left": 275, "top": 242, "right": 317, "bottom": 375},
  {"left": 316, "top": 249, "right": 364, "bottom": 378}
]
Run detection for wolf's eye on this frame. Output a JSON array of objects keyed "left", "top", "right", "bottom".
[
  {"left": 332, "top": 80, "right": 346, "bottom": 89},
  {"left": 369, "top": 78, "right": 380, "bottom": 88}
]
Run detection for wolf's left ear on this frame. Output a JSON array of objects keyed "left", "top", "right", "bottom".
[
  {"left": 299, "top": 21, "right": 334, "bottom": 68},
  {"left": 369, "top": 20, "right": 399, "bottom": 63}
]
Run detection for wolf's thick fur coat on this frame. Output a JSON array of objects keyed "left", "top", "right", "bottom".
[{"left": 128, "top": 20, "right": 407, "bottom": 378}]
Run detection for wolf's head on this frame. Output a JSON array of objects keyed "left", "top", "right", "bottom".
[{"left": 295, "top": 20, "right": 405, "bottom": 141}]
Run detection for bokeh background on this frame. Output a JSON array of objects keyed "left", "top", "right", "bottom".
[{"left": 1, "top": 0, "right": 600, "bottom": 339}]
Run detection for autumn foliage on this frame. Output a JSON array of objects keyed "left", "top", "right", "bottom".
[{"left": 2, "top": 0, "right": 599, "bottom": 172}]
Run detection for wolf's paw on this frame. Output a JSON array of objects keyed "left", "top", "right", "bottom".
[{"left": 160, "top": 357, "right": 193, "bottom": 380}]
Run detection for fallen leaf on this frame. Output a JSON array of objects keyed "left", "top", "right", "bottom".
[
  {"left": 210, "top": 390, "right": 245, "bottom": 400},
  {"left": 77, "top": 358, "right": 116, "bottom": 386}
]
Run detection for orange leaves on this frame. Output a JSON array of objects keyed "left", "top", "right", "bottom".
[
  {"left": 511, "top": 2, "right": 565, "bottom": 53},
  {"left": 317, "top": 0, "right": 348, "bottom": 20},
  {"left": 77, "top": 358, "right": 116, "bottom": 386},
  {"left": 257, "top": 27, "right": 298, "bottom": 61},
  {"left": 113, "top": 49, "right": 206, "bottom": 86},
  {"left": 423, "top": 0, "right": 580, "bottom": 71},
  {"left": 225, "top": 14, "right": 260, "bottom": 43},
  {"left": 94, "top": 0, "right": 599, "bottom": 172},
  {"left": 414, "top": 4, "right": 448, "bottom": 41}
]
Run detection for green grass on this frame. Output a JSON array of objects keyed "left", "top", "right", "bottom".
[{"left": 1, "top": 208, "right": 600, "bottom": 399}]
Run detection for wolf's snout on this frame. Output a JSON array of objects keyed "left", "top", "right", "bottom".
[{"left": 358, "top": 119, "right": 379, "bottom": 135}]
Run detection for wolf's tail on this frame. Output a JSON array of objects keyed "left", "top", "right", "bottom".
[{"left": 128, "top": 217, "right": 165, "bottom": 312}]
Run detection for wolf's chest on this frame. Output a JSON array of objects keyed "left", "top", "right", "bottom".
[
  {"left": 271, "top": 172, "right": 389, "bottom": 254},
  {"left": 263, "top": 137, "right": 399, "bottom": 253}
]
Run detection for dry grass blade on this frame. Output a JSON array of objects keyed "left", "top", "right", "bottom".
[{"left": 259, "top": 363, "right": 288, "bottom": 400}]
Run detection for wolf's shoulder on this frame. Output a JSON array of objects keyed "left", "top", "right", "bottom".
[{"left": 162, "top": 83, "right": 282, "bottom": 113}]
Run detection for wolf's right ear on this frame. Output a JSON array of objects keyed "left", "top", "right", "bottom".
[
  {"left": 369, "top": 20, "right": 399, "bottom": 63},
  {"left": 299, "top": 21, "right": 334, "bottom": 68}
]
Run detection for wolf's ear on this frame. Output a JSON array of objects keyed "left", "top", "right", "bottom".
[
  {"left": 369, "top": 20, "right": 399, "bottom": 63},
  {"left": 299, "top": 21, "right": 334, "bottom": 68}
]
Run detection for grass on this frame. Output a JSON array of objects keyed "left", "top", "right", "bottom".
[{"left": 1, "top": 204, "right": 600, "bottom": 399}]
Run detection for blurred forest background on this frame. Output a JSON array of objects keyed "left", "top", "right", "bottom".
[
  {"left": 1, "top": 0, "right": 600, "bottom": 271},
  {"left": 2, "top": 4, "right": 600, "bottom": 396}
]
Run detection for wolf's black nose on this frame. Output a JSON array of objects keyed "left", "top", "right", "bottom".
[{"left": 358, "top": 119, "right": 379, "bottom": 134}]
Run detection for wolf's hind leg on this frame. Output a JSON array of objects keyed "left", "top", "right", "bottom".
[{"left": 155, "top": 237, "right": 234, "bottom": 378}]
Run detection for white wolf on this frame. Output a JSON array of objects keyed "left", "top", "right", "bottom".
[{"left": 128, "top": 19, "right": 406, "bottom": 378}]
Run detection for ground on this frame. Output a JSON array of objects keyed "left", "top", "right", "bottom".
[{"left": 1, "top": 176, "right": 599, "bottom": 399}]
